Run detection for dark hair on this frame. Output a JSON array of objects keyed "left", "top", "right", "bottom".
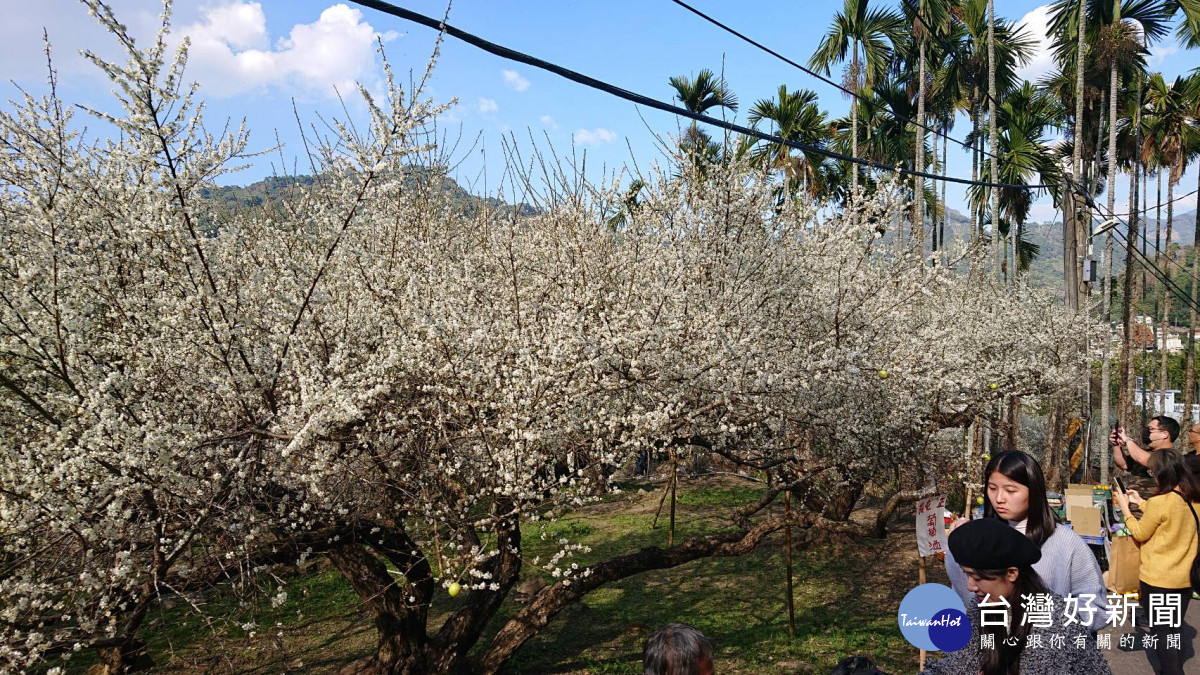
[
  {"left": 973, "top": 565, "right": 1050, "bottom": 675},
  {"left": 982, "top": 451, "right": 1057, "bottom": 546},
  {"left": 1152, "top": 415, "right": 1181, "bottom": 442},
  {"left": 643, "top": 623, "right": 713, "bottom": 675},
  {"left": 1148, "top": 449, "right": 1200, "bottom": 501}
]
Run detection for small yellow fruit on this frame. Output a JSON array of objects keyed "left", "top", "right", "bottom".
[
  {"left": 448, "top": 582, "right": 461, "bottom": 597},
  {"left": 878, "top": 369, "right": 889, "bottom": 379},
  {"left": 982, "top": 454, "right": 991, "bottom": 461},
  {"left": 975, "top": 496, "right": 984, "bottom": 505},
  {"left": 989, "top": 383, "right": 998, "bottom": 390}
]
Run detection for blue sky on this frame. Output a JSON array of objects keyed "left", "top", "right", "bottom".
[{"left": 3, "top": 0, "right": 1198, "bottom": 224}]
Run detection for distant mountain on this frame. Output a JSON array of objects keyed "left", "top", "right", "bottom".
[
  {"left": 1159, "top": 209, "right": 1197, "bottom": 246},
  {"left": 930, "top": 209, "right": 1200, "bottom": 296},
  {"left": 200, "top": 170, "right": 537, "bottom": 220},
  {"left": 934, "top": 208, "right": 1066, "bottom": 291},
  {"left": 199, "top": 177, "right": 1191, "bottom": 302}
]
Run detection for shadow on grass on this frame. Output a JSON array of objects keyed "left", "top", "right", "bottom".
[
  {"left": 493, "top": 481, "right": 916, "bottom": 674},
  {"left": 59, "top": 479, "right": 919, "bottom": 674}
]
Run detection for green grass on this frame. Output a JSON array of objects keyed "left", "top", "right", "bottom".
[{"left": 62, "top": 476, "right": 925, "bottom": 674}]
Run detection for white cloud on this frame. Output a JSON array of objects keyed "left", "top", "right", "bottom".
[
  {"left": 1015, "top": 5, "right": 1056, "bottom": 85},
  {"left": 502, "top": 69, "right": 530, "bottom": 92},
  {"left": 200, "top": 2, "right": 269, "bottom": 50},
  {"left": 174, "top": 2, "right": 397, "bottom": 97},
  {"left": 1, "top": 0, "right": 163, "bottom": 81},
  {"left": 540, "top": 115, "right": 558, "bottom": 129},
  {"left": 1027, "top": 201, "right": 1061, "bottom": 223},
  {"left": 573, "top": 127, "right": 616, "bottom": 146},
  {"left": 478, "top": 97, "right": 498, "bottom": 114},
  {"left": 1149, "top": 44, "right": 1179, "bottom": 66}
]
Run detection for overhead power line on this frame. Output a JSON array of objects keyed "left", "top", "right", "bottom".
[
  {"left": 670, "top": 4, "right": 960, "bottom": 143},
  {"left": 1103, "top": 221, "right": 1200, "bottom": 316},
  {"left": 1117, "top": 186, "right": 1200, "bottom": 267},
  {"left": 1136, "top": 186, "right": 1200, "bottom": 220},
  {"left": 902, "top": 0, "right": 1013, "bottom": 118},
  {"left": 1107, "top": 224, "right": 1200, "bottom": 317},
  {"left": 346, "top": 0, "right": 1053, "bottom": 191},
  {"left": 1083, "top": 197, "right": 1200, "bottom": 317},
  {"left": 670, "top": 0, "right": 1009, "bottom": 167}
]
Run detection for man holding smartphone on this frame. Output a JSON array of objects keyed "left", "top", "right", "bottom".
[{"left": 1110, "top": 415, "right": 1179, "bottom": 472}]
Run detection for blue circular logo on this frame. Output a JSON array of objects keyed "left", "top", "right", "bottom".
[{"left": 897, "top": 583, "right": 971, "bottom": 652}]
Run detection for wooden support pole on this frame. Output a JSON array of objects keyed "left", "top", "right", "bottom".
[
  {"left": 784, "top": 490, "right": 796, "bottom": 640},
  {"left": 652, "top": 470, "right": 671, "bottom": 530},
  {"left": 669, "top": 448, "right": 677, "bottom": 548},
  {"left": 919, "top": 554, "right": 928, "bottom": 670},
  {"left": 964, "top": 422, "right": 976, "bottom": 517}
]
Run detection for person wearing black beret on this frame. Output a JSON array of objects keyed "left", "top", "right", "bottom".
[
  {"left": 921, "top": 519, "right": 1112, "bottom": 675},
  {"left": 943, "top": 451, "right": 1106, "bottom": 632}
]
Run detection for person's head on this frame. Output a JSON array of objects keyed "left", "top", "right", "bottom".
[
  {"left": 643, "top": 623, "right": 713, "bottom": 675},
  {"left": 982, "top": 450, "right": 1056, "bottom": 545},
  {"left": 1148, "top": 448, "right": 1200, "bottom": 501},
  {"left": 1148, "top": 415, "right": 1180, "bottom": 446},
  {"left": 949, "top": 518, "right": 1048, "bottom": 675},
  {"left": 1187, "top": 423, "right": 1200, "bottom": 453},
  {"left": 950, "top": 518, "right": 1045, "bottom": 604}
]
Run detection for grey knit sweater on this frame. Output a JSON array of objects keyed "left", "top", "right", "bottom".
[
  {"left": 944, "top": 522, "right": 1108, "bottom": 631},
  {"left": 920, "top": 593, "right": 1113, "bottom": 675}
]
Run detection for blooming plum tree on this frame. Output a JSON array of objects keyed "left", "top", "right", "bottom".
[{"left": 0, "top": 2, "right": 1093, "bottom": 673}]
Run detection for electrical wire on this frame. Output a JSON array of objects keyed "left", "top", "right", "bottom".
[
  {"left": 1087, "top": 188, "right": 1197, "bottom": 269},
  {"left": 1108, "top": 224, "right": 1200, "bottom": 317},
  {"left": 346, "top": 0, "right": 1053, "bottom": 190},
  {"left": 669, "top": 0, "right": 994, "bottom": 160},
  {"left": 1136, "top": 186, "right": 1200, "bottom": 215},
  {"left": 902, "top": 0, "right": 1017, "bottom": 117},
  {"left": 1083, "top": 198, "right": 1200, "bottom": 316}
]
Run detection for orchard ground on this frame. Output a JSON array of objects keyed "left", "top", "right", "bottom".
[
  {"left": 62, "top": 474, "right": 920, "bottom": 674},
  {"left": 58, "top": 473, "right": 1198, "bottom": 674}
]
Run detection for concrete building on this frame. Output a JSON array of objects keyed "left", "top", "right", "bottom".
[{"left": 1132, "top": 381, "right": 1200, "bottom": 424}]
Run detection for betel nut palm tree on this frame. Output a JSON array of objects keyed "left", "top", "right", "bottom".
[{"left": 809, "top": 0, "right": 905, "bottom": 194}]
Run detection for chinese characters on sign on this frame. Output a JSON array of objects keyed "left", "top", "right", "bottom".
[
  {"left": 974, "top": 593, "right": 1184, "bottom": 650},
  {"left": 915, "top": 494, "right": 948, "bottom": 556}
]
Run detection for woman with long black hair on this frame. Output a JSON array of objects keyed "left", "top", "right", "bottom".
[
  {"left": 945, "top": 450, "right": 1107, "bottom": 628},
  {"left": 1113, "top": 449, "right": 1200, "bottom": 675},
  {"left": 922, "top": 518, "right": 1111, "bottom": 674}
]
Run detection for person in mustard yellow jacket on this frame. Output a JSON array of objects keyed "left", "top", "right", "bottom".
[{"left": 1114, "top": 449, "right": 1200, "bottom": 675}]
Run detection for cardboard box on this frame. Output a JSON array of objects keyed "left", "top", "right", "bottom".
[
  {"left": 1067, "top": 505, "right": 1103, "bottom": 537},
  {"left": 1064, "top": 491, "right": 1095, "bottom": 511}
]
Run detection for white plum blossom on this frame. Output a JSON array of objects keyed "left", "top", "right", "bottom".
[{"left": 0, "top": 1, "right": 1092, "bottom": 672}]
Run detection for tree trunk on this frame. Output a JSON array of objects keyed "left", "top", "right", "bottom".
[
  {"left": 87, "top": 582, "right": 158, "bottom": 674},
  {"left": 1118, "top": 128, "right": 1140, "bottom": 436},
  {"left": 1045, "top": 399, "right": 1068, "bottom": 490},
  {"left": 1159, "top": 178, "right": 1175, "bottom": 414},
  {"left": 851, "top": 41, "right": 860, "bottom": 195},
  {"left": 988, "top": 0, "right": 1000, "bottom": 280},
  {"left": 1067, "top": 0, "right": 1088, "bottom": 308},
  {"left": 89, "top": 640, "right": 154, "bottom": 675},
  {"left": 328, "top": 543, "right": 432, "bottom": 674},
  {"left": 1099, "top": 60, "right": 1118, "bottom": 484},
  {"left": 478, "top": 510, "right": 857, "bottom": 672},
  {"left": 1153, "top": 172, "right": 1163, "bottom": 411},
  {"left": 1141, "top": 166, "right": 1152, "bottom": 429},
  {"left": 1185, "top": 168, "right": 1200, "bottom": 424},
  {"left": 941, "top": 132, "right": 948, "bottom": 265},
  {"left": 802, "top": 469, "right": 867, "bottom": 521},
  {"left": 914, "top": 36, "right": 927, "bottom": 251},
  {"left": 1008, "top": 395, "right": 1021, "bottom": 451},
  {"left": 971, "top": 102, "right": 980, "bottom": 245}
]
